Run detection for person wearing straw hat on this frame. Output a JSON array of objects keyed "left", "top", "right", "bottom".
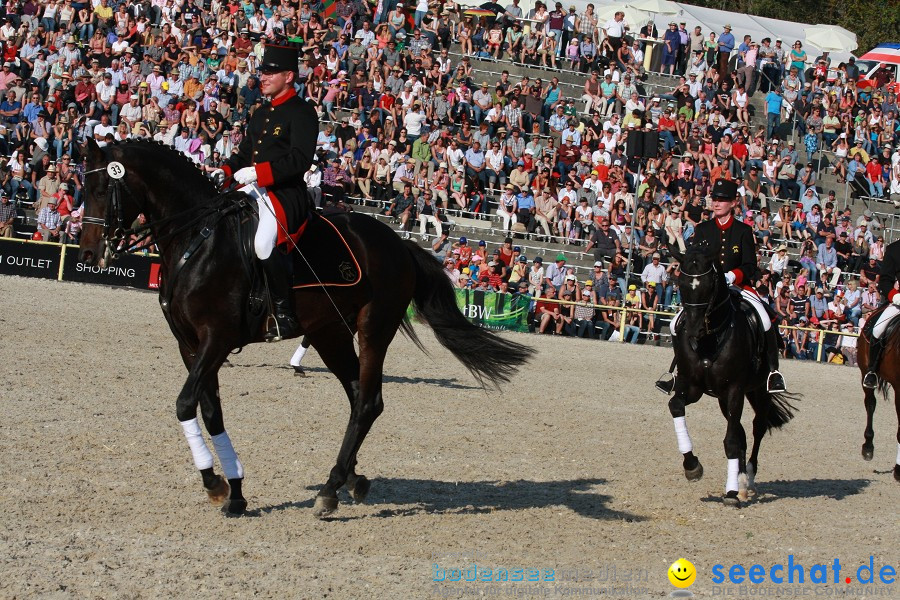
[{"left": 218, "top": 43, "right": 317, "bottom": 342}]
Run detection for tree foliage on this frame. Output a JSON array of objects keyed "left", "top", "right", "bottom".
[{"left": 679, "top": 0, "right": 900, "bottom": 55}]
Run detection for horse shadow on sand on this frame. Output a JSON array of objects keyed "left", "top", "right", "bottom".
[
  {"left": 245, "top": 478, "right": 641, "bottom": 521},
  {"left": 227, "top": 363, "right": 483, "bottom": 391},
  {"left": 700, "top": 477, "right": 871, "bottom": 505}
]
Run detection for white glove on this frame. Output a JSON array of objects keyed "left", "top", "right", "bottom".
[
  {"left": 209, "top": 168, "right": 225, "bottom": 185},
  {"left": 725, "top": 271, "right": 736, "bottom": 285},
  {"left": 234, "top": 166, "right": 258, "bottom": 185},
  {"left": 892, "top": 293, "right": 900, "bottom": 307}
]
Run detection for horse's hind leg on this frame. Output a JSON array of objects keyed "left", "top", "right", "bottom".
[
  {"left": 894, "top": 391, "right": 900, "bottom": 482},
  {"left": 305, "top": 326, "right": 366, "bottom": 518},
  {"left": 862, "top": 386, "right": 877, "bottom": 461},
  {"left": 721, "top": 388, "right": 747, "bottom": 507},
  {"left": 668, "top": 386, "right": 703, "bottom": 481}
]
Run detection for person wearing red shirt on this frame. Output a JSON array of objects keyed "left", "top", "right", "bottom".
[{"left": 865, "top": 159, "right": 885, "bottom": 198}]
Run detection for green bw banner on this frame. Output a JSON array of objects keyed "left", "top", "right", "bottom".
[{"left": 455, "top": 289, "right": 530, "bottom": 333}]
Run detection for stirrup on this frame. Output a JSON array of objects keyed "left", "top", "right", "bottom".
[
  {"left": 766, "top": 370, "right": 787, "bottom": 393},
  {"left": 264, "top": 314, "right": 297, "bottom": 343},
  {"left": 862, "top": 371, "right": 878, "bottom": 390},
  {"left": 655, "top": 372, "right": 675, "bottom": 395}
]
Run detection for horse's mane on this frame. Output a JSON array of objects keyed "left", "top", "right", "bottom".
[{"left": 110, "top": 139, "right": 218, "bottom": 197}]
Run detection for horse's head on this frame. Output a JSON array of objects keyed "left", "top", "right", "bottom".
[
  {"left": 676, "top": 242, "right": 723, "bottom": 307},
  {"left": 78, "top": 139, "right": 136, "bottom": 266}
]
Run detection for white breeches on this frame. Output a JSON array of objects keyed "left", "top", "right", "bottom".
[
  {"left": 873, "top": 304, "right": 900, "bottom": 339},
  {"left": 243, "top": 183, "right": 277, "bottom": 260},
  {"left": 669, "top": 289, "right": 771, "bottom": 336},
  {"left": 419, "top": 214, "right": 443, "bottom": 237}
]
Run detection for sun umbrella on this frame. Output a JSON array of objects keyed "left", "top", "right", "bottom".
[
  {"left": 594, "top": 4, "right": 650, "bottom": 29},
  {"left": 804, "top": 24, "right": 858, "bottom": 53},
  {"left": 626, "top": 0, "right": 678, "bottom": 15}
]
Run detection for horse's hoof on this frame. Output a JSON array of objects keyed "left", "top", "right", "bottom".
[
  {"left": 723, "top": 491, "right": 741, "bottom": 508},
  {"left": 313, "top": 495, "right": 339, "bottom": 518},
  {"left": 348, "top": 475, "right": 371, "bottom": 503},
  {"left": 893, "top": 465, "right": 900, "bottom": 483},
  {"left": 684, "top": 462, "right": 704, "bottom": 482},
  {"left": 205, "top": 476, "right": 230, "bottom": 507},
  {"left": 862, "top": 445, "right": 874, "bottom": 461},
  {"left": 222, "top": 498, "right": 248, "bottom": 516},
  {"left": 293, "top": 365, "right": 306, "bottom": 377}
]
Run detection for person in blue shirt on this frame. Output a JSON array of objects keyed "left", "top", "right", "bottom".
[
  {"left": 717, "top": 24, "right": 735, "bottom": 77},
  {"left": 765, "top": 87, "right": 783, "bottom": 138},
  {"left": 0, "top": 91, "right": 22, "bottom": 126}
]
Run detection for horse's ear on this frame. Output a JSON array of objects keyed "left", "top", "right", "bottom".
[
  {"left": 85, "top": 138, "right": 103, "bottom": 165},
  {"left": 668, "top": 246, "right": 684, "bottom": 264}
]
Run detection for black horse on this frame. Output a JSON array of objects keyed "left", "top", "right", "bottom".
[
  {"left": 78, "top": 139, "right": 533, "bottom": 517},
  {"left": 667, "top": 246, "right": 798, "bottom": 506}
]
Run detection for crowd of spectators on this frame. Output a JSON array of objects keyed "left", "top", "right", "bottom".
[{"left": 0, "top": 0, "right": 897, "bottom": 366}]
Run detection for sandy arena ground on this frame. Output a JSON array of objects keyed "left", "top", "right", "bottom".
[{"left": 0, "top": 275, "right": 897, "bottom": 599}]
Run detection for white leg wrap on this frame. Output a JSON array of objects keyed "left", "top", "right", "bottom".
[
  {"left": 873, "top": 304, "right": 900, "bottom": 339},
  {"left": 211, "top": 431, "right": 244, "bottom": 480},
  {"left": 244, "top": 183, "right": 277, "bottom": 260},
  {"left": 741, "top": 289, "right": 771, "bottom": 331},
  {"left": 290, "top": 343, "right": 308, "bottom": 367},
  {"left": 896, "top": 442, "right": 900, "bottom": 466},
  {"left": 726, "top": 458, "right": 740, "bottom": 493},
  {"left": 180, "top": 418, "right": 214, "bottom": 470},
  {"left": 673, "top": 416, "right": 693, "bottom": 454},
  {"left": 669, "top": 308, "right": 683, "bottom": 336}
]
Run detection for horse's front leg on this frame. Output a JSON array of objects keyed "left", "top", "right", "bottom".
[
  {"left": 175, "top": 347, "right": 245, "bottom": 514},
  {"left": 669, "top": 384, "right": 704, "bottom": 482},
  {"left": 721, "top": 388, "right": 747, "bottom": 507},
  {"left": 198, "top": 375, "right": 247, "bottom": 515}
]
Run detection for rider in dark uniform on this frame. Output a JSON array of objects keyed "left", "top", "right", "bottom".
[
  {"left": 221, "top": 43, "right": 318, "bottom": 342},
  {"left": 861, "top": 240, "right": 900, "bottom": 388},
  {"left": 656, "top": 179, "right": 787, "bottom": 393}
]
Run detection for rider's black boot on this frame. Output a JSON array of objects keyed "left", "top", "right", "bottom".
[
  {"left": 765, "top": 326, "right": 787, "bottom": 393},
  {"left": 261, "top": 254, "right": 298, "bottom": 342}
]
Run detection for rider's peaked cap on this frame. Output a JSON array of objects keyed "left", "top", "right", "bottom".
[
  {"left": 260, "top": 43, "right": 299, "bottom": 73},
  {"left": 711, "top": 179, "right": 739, "bottom": 200}
]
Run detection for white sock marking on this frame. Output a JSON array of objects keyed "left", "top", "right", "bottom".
[
  {"left": 180, "top": 418, "right": 214, "bottom": 470},
  {"left": 211, "top": 431, "right": 244, "bottom": 480},
  {"left": 673, "top": 416, "right": 693, "bottom": 454}
]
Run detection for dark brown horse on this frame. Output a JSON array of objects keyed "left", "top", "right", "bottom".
[
  {"left": 857, "top": 312, "right": 900, "bottom": 482},
  {"left": 78, "top": 139, "right": 534, "bottom": 517}
]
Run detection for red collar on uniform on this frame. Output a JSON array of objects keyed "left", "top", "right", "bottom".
[
  {"left": 715, "top": 215, "right": 734, "bottom": 231},
  {"left": 271, "top": 87, "right": 296, "bottom": 107}
]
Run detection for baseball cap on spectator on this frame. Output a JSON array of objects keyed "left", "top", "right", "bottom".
[
  {"left": 472, "top": 255, "right": 483, "bottom": 262},
  {"left": 628, "top": 284, "right": 637, "bottom": 291},
  {"left": 566, "top": 274, "right": 576, "bottom": 281},
  {"left": 518, "top": 255, "right": 527, "bottom": 262},
  {"left": 534, "top": 257, "right": 542, "bottom": 263},
  {"left": 459, "top": 237, "right": 468, "bottom": 244},
  {"left": 478, "top": 240, "right": 486, "bottom": 246},
  {"left": 555, "top": 253, "right": 566, "bottom": 262}
]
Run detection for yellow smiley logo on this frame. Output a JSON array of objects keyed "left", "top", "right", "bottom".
[{"left": 668, "top": 558, "right": 696, "bottom": 588}]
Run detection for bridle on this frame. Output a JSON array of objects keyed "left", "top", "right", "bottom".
[{"left": 81, "top": 162, "right": 233, "bottom": 264}]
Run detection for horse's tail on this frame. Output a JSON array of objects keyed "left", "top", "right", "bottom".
[
  {"left": 762, "top": 392, "right": 800, "bottom": 433},
  {"left": 403, "top": 240, "right": 534, "bottom": 388}
]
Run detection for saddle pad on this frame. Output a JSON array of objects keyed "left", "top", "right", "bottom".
[{"left": 291, "top": 215, "right": 362, "bottom": 289}]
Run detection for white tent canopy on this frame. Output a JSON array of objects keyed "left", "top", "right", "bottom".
[{"left": 515, "top": 0, "right": 857, "bottom": 65}]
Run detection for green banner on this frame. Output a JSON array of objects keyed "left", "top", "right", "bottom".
[
  {"left": 455, "top": 289, "right": 531, "bottom": 332},
  {"left": 406, "top": 289, "right": 531, "bottom": 332}
]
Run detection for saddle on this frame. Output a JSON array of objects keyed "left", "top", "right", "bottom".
[{"left": 238, "top": 209, "right": 362, "bottom": 294}]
